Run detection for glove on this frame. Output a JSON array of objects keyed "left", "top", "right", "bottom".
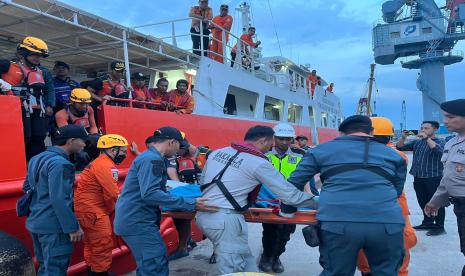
[{"left": 0, "top": 79, "right": 11, "bottom": 93}]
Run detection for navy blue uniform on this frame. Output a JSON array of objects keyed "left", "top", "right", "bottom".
[
  {"left": 114, "top": 146, "right": 196, "bottom": 276},
  {"left": 24, "top": 147, "right": 78, "bottom": 276},
  {"left": 288, "top": 136, "right": 407, "bottom": 276}
]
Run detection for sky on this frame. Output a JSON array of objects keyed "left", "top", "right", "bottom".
[{"left": 61, "top": 0, "right": 464, "bottom": 129}]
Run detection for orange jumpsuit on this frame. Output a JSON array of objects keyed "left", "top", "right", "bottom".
[
  {"left": 232, "top": 33, "right": 258, "bottom": 54},
  {"left": 209, "top": 15, "right": 233, "bottom": 63},
  {"left": 163, "top": 90, "right": 195, "bottom": 114},
  {"left": 74, "top": 154, "right": 120, "bottom": 272},
  {"left": 357, "top": 146, "right": 417, "bottom": 276},
  {"left": 306, "top": 74, "right": 318, "bottom": 96}
]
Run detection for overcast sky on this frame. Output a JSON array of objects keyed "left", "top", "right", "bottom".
[{"left": 62, "top": 0, "right": 464, "bottom": 129}]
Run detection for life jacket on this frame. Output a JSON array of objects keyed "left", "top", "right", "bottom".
[
  {"left": 167, "top": 91, "right": 191, "bottom": 109},
  {"left": 3, "top": 62, "right": 46, "bottom": 115},
  {"left": 177, "top": 155, "right": 200, "bottom": 183},
  {"left": 67, "top": 107, "right": 90, "bottom": 129},
  {"left": 109, "top": 79, "right": 130, "bottom": 99}
]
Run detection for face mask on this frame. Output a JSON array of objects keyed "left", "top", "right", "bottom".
[{"left": 113, "top": 154, "right": 126, "bottom": 165}]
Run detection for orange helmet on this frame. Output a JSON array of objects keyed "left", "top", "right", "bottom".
[{"left": 371, "top": 117, "right": 394, "bottom": 136}]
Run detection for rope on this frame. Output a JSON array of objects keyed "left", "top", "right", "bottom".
[
  {"left": 192, "top": 88, "right": 226, "bottom": 112},
  {"left": 266, "top": 0, "right": 283, "bottom": 56}
]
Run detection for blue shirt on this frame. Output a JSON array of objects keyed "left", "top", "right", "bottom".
[
  {"left": 288, "top": 136, "right": 407, "bottom": 224},
  {"left": 53, "top": 77, "right": 79, "bottom": 109},
  {"left": 114, "top": 146, "right": 196, "bottom": 236},
  {"left": 25, "top": 147, "right": 79, "bottom": 234},
  {"left": 397, "top": 138, "right": 445, "bottom": 178}
]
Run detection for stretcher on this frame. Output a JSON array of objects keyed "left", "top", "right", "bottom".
[{"left": 163, "top": 180, "right": 318, "bottom": 225}]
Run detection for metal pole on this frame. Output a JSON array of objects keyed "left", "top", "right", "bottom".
[
  {"left": 122, "top": 29, "right": 132, "bottom": 95},
  {"left": 367, "top": 63, "right": 376, "bottom": 116},
  {"left": 200, "top": 20, "right": 204, "bottom": 57},
  {"left": 171, "top": 21, "right": 177, "bottom": 47},
  {"left": 236, "top": 39, "right": 241, "bottom": 69},
  {"left": 222, "top": 30, "right": 227, "bottom": 64}
]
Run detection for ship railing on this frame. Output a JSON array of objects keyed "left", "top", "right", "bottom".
[
  {"left": 101, "top": 98, "right": 166, "bottom": 110},
  {"left": 133, "top": 17, "right": 264, "bottom": 77},
  {"left": 399, "top": 49, "right": 464, "bottom": 64}
]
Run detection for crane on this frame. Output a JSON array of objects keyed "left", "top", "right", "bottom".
[
  {"left": 373, "top": 0, "right": 465, "bottom": 123},
  {"left": 357, "top": 64, "right": 377, "bottom": 116}
]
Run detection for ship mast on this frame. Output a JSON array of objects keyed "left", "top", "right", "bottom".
[
  {"left": 357, "top": 64, "right": 376, "bottom": 116},
  {"left": 236, "top": 2, "right": 252, "bottom": 34}
]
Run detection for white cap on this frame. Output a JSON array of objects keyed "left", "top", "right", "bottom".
[{"left": 273, "top": 123, "right": 296, "bottom": 138}]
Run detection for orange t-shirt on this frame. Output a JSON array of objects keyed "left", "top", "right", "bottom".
[
  {"left": 232, "top": 34, "right": 258, "bottom": 53},
  {"left": 189, "top": 6, "right": 213, "bottom": 28},
  {"left": 75, "top": 154, "right": 119, "bottom": 215},
  {"left": 164, "top": 90, "right": 195, "bottom": 114}
]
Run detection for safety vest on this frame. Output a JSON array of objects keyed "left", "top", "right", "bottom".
[
  {"left": 177, "top": 155, "right": 200, "bottom": 183},
  {"left": 266, "top": 149, "right": 303, "bottom": 179},
  {"left": 67, "top": 107, "right": 90, "bottom": 129}
]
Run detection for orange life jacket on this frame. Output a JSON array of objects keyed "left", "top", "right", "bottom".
[
  {"left": 177, "top": 155, "right": 200, "bottom": 183},
  {"left": 67, "top": 107, "right": 90, "bottom": 129}
]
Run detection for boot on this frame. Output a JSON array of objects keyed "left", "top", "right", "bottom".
[
  {"left": 271, "top": 257, "right": 284, "bottom": 273},
  {"left": 361, "top": 273, "right": 372, "bottom": 276},
  {"left": 258, "top": 254, "right": 273, "bottom": 272}
]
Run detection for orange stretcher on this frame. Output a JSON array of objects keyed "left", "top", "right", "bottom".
[{"left": 163, "top": 208, "right": 318, "bottom": 225}]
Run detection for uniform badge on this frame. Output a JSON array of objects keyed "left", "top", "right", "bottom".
[
  {"left": 456, "top": 164, "right": 464, "bottom": 173},
  {"left": 288, "top": 156, "right": 297, "bottom": 164},
  {"left": 111, "top": 169, "right": 119, "bottom": 181}
]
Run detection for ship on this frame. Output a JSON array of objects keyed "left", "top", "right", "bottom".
[{"left": 0, "top": 0, "right": 343, "bottom": 274}]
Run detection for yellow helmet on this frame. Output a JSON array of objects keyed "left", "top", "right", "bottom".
[
  {"left": 97, "top": 134, "right": 129, "bottom": 149},
  {"left": 371, "top": 117, "right": 394, "bottom": 136},
  {"left": 18, "top": 36, "right": 49, "bottom": 57},
  {"left": 70, "top": 88, "right": 92, "bottom": 103}
]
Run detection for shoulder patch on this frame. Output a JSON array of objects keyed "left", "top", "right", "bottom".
[
  {"left": 151, "top": 159, "right": 166, "bottom": 176},
  {"left": 111, "top": 168, "right": 119, "bottom": 181}
]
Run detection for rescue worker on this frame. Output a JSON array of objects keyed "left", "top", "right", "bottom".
[
  {"left": 53, "top": 61, "right": 79, "bottom": 110},
  {"left": 231, "top": 26, "right": 261, "bottom": 68},
  {"left": 75, "top": 134, "right": 128, "bottom": 276},
  {"left": 0, "top": 36, "right": 55, "bottom": 161},
  {"left": 306, "top": 70, "right": 318, "bottom": 97},
  {"left": 288, "top": 115, "right": 407, "bottom": 276},
  {"left": 164, "top": 79, "right": 195, "bottom": 114},
  {"left": 425, "top": 99, "right": 465, "bottom": 275},
  {"left": 24, "top": 125, "right": 87, "bottom": 275},
  {"left": 55, "top": 88, "right": 99, "bottom": 170},
  {"left": 357, "top": 117, "right": 417, "bottom": 276},
  {"left": 131, "top": 72, "right": 148, "bottom": 102},
  {"left": 209, "top": 4, "right": 233, "bottom": 63},
  {"left": 147, "top": 78, "right": 169, "bottom": 110},
  {"left": 189, "top": 0, "right": 213, "bottom": 56},
  {"left": 114, "top": 126, "right": 218, "bottom": 276},
  {"left": 258, "top": 123, "right": 307, "bottom": 273},
  {"left": 326, "top": 83, "right": 334, "bottom": 94},
  {"left": 197, "top": 125, "right": 318, "bottom": 274},
  {"left": 295, "top": 135, "right": 311, "bottom": 151},
  {"left": 55, "top": 88, "right": 98, "bottom": 135},
  {"left": 99, "top": 61, "right": 131, "bottom": 106}
]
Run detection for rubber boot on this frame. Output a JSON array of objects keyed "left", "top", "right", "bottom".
[
  {"left": 258, "top": 254, "right": 273, "bottom": 272},
  {"left": 271, "top": 257, "right": 284, "bottom": 273}
]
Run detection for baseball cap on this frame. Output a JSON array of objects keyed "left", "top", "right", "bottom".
[
  {"left": 54, "top": 61, "right": 70, "bottom": 69},
  {"left": 153, "top": 126, "right": 186, "bottom": 144},
  {"left": 132, "top": 72, "right": 147, "bottom": 80},
  {"left": 338, "top": 115, "right": 372, "bottom": 133},
  {"left": 295, "top": 135, "right": 309, "bottom": 141},
  {"left": 111, "top": 61, "right": 125, "bottom": 71},
  {"left": 54, "top": 125, "right": 89, "bottom": 141}
]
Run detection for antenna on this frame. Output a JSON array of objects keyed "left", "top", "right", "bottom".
[{"left": 401, "top": 100, "right": 407, "bottom": 131}]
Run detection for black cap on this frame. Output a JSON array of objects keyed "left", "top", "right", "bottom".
[
  {"left": 220, "top": 4, "right": 229, "bottom": 9},
  {"left": 111, "top": 61, "right": 125, "bottom": 71},
  {"left": 54, "top": 61, "right": 70, "bottom": 69},
  {"left": 338, "top": 115, "right": 372, "bottom": 133},
  {"left": 295, "top": 135, "right": 308, "bottom": 141},
  {"left": 54, "top": 125, "right": 89, "bottom": 141},
  {"left": 132, "top": 72, "right": 147, "bottom": 80},
  {"left": 440, "top": 99, "right": 465, "bottom": 117},
  {"left": 153, "top": 126, "right": 185, "bottom": 143},
  {"left": 0, "top": 59, "right": 11, "bottom": 74}
]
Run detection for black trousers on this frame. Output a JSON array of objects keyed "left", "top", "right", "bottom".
[
  {"left": 230, "top": 52, "right": 236, "bottom": 67},
  {"left": 413, "top": 176, "right": 445, "bottom": 227},
  {"left": 22, "top": 109, "right": 47, "bottom": 161},
  {"left": 261, "top": 223, "right": 296, "bottom": 258},
  {"left": 191, "top": 27, "right": 210, "bottom": 56},
  {"left": 451, "top": 200, "right": 465, "bottom": 276}
]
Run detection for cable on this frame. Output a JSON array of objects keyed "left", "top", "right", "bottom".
[{"left": 266, "top": 0, "right": 283, "bottom": 56}]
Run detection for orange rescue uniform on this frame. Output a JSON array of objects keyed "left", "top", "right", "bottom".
[
  {"left": 74, "top": 154, "right": 120, "bottom": 272},
  {"left": 306, "top": 74, "right": 318, "bottom": 96},
  {"left": 210, "top": 15, "right": 233, "bottom": 63},
  {"left": 163, "top": 90, "right": 195, "bottom": 114},
  {"left": 55, "top": 106, "right": 98, "bottom": 134},
  {"left": 357, "top": 145, "right": 417, "bottom": 276},
  {"left": 232, "top": 33, "right": 258, "bottom": 54},
  {"left": 147, "top": 88, "right": 166, "bottom": 109}
]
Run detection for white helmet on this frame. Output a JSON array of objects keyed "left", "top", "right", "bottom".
[{"left": 273, "top": 123, "right": 295, "bottom": 138}]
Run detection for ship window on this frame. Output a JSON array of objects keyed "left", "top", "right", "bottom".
[
  {"left": 321, "top": 112, "right": 328, "bottom": 127},
  {"left": 308, "top": 106, "right": 316, "bottom": 127},
  {"left": 264, "top": 96, "right": 283, "bottom": 121},
  {"left": 422, "top": 27, "right": 432, "bottom": 34},
  {"left": 390, "top": 32, "right": 400, "bottom": 38},
  {"left": 224, "top": 85, "right": 258, "bottom": 118},
  {"left": 288, "top": 103, "right": 302, "bottom": 124}
]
